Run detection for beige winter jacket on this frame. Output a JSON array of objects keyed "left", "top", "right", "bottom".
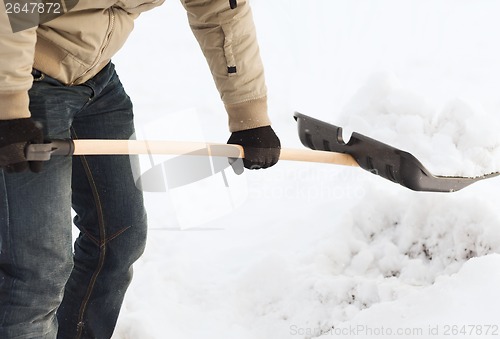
[{"left": 0, "top": 0, "right": 270, "bottom": 132}]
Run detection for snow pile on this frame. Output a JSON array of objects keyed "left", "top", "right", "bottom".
[
  {"left": 222, "top": 190, "right": 500, "bottom": 339},
  {"left": 337, "top": 254, "right": 500, "bottom": 339},
  {"left": 343, "top": 189, "right": 500, "bottom": 284},
  {"left": 338, "top": 73, "right": 500, "bottom": 177},
  {"left": 113, "top": 187, "right": 500, "bottom": 339}
]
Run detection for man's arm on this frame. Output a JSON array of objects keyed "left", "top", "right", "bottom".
[
  {"left": 0, "top": 9, "right": 37, "bottom": 120},
  {"left": 0, "top": 10, "right": 44, "bottom": 173},
  {"left": 180, "top": 0, "right": 271, "bottom": 133}
]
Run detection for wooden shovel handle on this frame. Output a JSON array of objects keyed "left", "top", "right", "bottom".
[
  {"left": 280, "top": 148, "right": 358, "bottom": 166},
  {"left": 72, "top": 139, "right": 359, "bottom": 167}
]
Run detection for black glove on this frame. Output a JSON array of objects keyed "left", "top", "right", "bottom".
[
  {"left": 0, "top": 118, "right": 44, "bottom": 173},
  {"left": 227, "top": 125, "right": 281, "bottom": 170}
]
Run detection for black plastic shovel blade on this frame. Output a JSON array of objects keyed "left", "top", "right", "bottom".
[{"left": 294, "top": 112, "right": 499, "bottom": 192}]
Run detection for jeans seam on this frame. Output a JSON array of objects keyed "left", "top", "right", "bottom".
[
  {"left": 78, "top": 228, "right": 100, "bottom": 247},
  {"left": 72, "top": 130, "right": 107, "bottom": 339},
  {"left": 105, "top": 225, "right": 132, "bottom": 244},
  {"left": 75, "top": 154, "right": 106, "bottom": 339},
  {"left": 78, "top": 225, "right": 131, "bottom": 248}
]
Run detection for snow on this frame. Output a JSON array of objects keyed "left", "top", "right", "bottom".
[
  {"left": 109, "top": 1, "right": 500, "bottom": 338},
  {"left": 338, "top": 72, "right": 500, "bottom": 176}
]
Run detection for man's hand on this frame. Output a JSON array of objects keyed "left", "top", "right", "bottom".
[
  {"left": 0, "top": 118, "right": 44, "bottom": 173},
  {"left": 227, "top": 125, "right": 281, "bottom": 169}
]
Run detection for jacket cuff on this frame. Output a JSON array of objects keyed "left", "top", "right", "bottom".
[
  {"left": 225, "top": 96, "right": 272, "bottom": 132},
  {"left": 0, "top": 91, "right": 31, "bottom": 120}
]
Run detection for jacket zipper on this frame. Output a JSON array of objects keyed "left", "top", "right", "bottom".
[{"left": 69, "top": 7, "right": 116, "bottom": 86}]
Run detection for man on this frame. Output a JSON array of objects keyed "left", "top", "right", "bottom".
[{"left": 0, "top": 0, "right": 280, "bottom": 338}]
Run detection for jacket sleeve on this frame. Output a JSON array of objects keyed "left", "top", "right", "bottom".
[
  {"left": 180, "top": 0, "right": 271, "bottom": 132},
  {"left": 0, "top": 10, "right": 36, "bottom": 120}
]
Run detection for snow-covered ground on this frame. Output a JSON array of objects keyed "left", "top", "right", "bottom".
[{"left": 110, "top": 1, "right": 500, "bottom": 338}]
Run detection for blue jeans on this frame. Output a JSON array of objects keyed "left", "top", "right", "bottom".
[{"left": 0, "top": 63, "right": 148, "bottom": 339}]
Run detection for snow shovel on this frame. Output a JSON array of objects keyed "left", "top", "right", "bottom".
[
  {"left": 24, "top": 113, "right": 498, "bottom": 193},
  {"left": 293, "top": 112, "right": 499, "bottom": 192}
]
